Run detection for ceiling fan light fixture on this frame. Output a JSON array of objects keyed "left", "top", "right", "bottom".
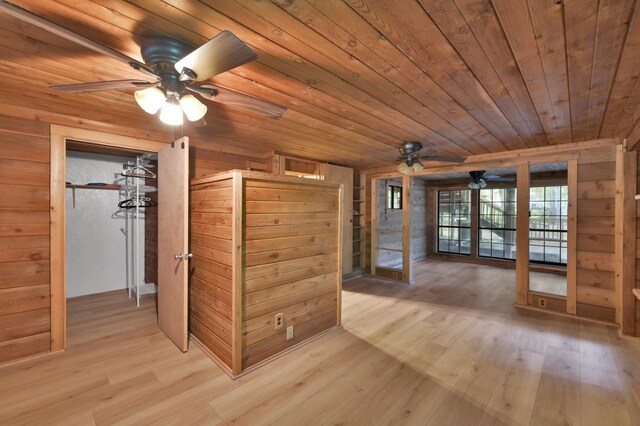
[
  {"left": 412, "top": 162, "right": 424, "bottom": 173},
  {"left": 159, "top": 97, "right": 184, "bottom": 126},
  {"left": 179, "top": 94, "right": 207, "bottom": 121},
  {"left": 397, "top": 162, "right": 410, "bottom": 174},
  {"left": 134, "top": 86, "right": 165, "bottom": 114}
]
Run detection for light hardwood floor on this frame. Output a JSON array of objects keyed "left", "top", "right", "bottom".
[{"left": 1, "top": 259, "right": 639, "bottom": 425}]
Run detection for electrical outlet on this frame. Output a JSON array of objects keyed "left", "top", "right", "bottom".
[
  {"left": 274, "top": 313, "right": 284, "bottom": 330},
  {"left": 538, "top": 298, "right": 547, "bottom": 308},
  {"left": 286, "top": 326, "right": 294, "bottom": 340}
]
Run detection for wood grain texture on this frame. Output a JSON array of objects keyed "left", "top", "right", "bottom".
[
  {"left": 0, "top": 263, "right": 638, "bottom": 424},
  {"left": 0, "top": 114, "right": 51, "bottom": 362},
  {"left": 157, "top": 137, "right": 189, "bottom": 352},
  {"left": 1, "top": 1, "right": 640, "bottom": 168},
  {"left": 189, "top": 172, "right": 341, "bottom": 375}
]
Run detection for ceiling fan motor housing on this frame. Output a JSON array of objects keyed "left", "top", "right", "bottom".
[
  {"left": 140, "top": 38, "right": 194, "bottom": 94},
  {"left": 469, "top": 170, "right": 486, "bottom": 184}
]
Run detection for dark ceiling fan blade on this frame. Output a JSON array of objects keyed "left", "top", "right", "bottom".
[
  {"left": 487, "top": 177, "right": 515, "bottom": 182},
  {"left": 174, "top": 30, "right": 257, "bottom": 81},
  {"left": 198, "top": 84, "right": 287, "bottom": 119},
  {"left": 0, "top": 0, "right": 155, "bottom": 76},
  {"left": 50, "top": 79, "right": 157, "bottom": 93},
  {"left": 421, "top": 155, "right": 466, "bottom": 163}
]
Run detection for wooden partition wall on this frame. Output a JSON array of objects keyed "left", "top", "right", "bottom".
[{"left": 190, "top": 171, "right": 343, "bottom": 376}]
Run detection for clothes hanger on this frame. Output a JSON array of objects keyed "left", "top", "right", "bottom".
[{"left": 121, "top": 164, "right": 156, "bottom": 179}]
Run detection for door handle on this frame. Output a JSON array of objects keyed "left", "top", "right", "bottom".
[{"left": 174, "top": 253, "right": 193, "bottom": 261}]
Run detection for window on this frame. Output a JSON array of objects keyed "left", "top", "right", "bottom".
[
  {"left": 529, "top": 185, "right": 568, "bottom": 265},
  {"left": 437, "top": 190, "right": 471, "bottom": 254},
  {"left": 387, "top": 185, "right": 402, "bottom": 209},
  {"left": 479, "top": 188, "right": 517, "bottom": 260}
]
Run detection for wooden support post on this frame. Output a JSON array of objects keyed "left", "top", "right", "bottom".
[
  {"left": 566, "top": 159, "right": 578, "bottom": 314},
  {"left": 371, "top": 178, "right": 378, "bottom": 276},
  {"left": 50, "top": 132, "right": 66, "bottom": 352},
  {"left": 402, "top": 175, "right": 413, "bottom": 283},
  {"left": 231, "top": 171, "right": 244, "bottom": 375},
  {"left": 615, "top": 144, "right": 637, "bottom": 333},
  {"left": 515, "top": 164, "right": 529, "bottom": 306},
  {"left": 470, "top": 188, "right": 479, "bottom": 258}
]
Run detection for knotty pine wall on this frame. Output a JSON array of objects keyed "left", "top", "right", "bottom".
[
  {"left": 576, "top": 146, "right": 616, "bottom": 323},
  {"left": 0, "top": 115, "right": 51, "bottom": 363}
]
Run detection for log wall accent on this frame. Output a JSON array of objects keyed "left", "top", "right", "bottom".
[
  {"left": 189, "top": 171, "right": 341, "bottom": 375},
  {"left": 575, "top": 146, "right": 616, "bottom": 322},
  {"left": 0, "top": 114, "right": 51, "bottom": 362}
]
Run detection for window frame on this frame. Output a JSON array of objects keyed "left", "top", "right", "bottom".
[
  {"left": 437, "top": 189, "right": 472, "bottom": 256},
  {"left": 478, "top": 187, "right": 518, "bottom": 261},
  {"left": 387, "top": 184, "right": 402, "bottom": 210}
]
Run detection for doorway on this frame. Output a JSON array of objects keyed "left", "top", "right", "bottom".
[{"left": 49, "top": 126, "right": 189, "bottom": 352}]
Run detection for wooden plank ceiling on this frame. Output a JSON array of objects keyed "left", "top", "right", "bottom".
[{"left": 1, "top": 0, "right": 640, "bottom": 169}]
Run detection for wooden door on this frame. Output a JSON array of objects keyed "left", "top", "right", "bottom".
[
  {"left": 321, "top": 164, "right": 353, "bottom": 275},
  {"left": 158, "top": 137, "right": 190, "bottom": 351}
]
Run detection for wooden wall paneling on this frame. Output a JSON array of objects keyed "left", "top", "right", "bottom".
[
  {"left": 0, "top": 113, "right": 51, "bottom": 364},
  {"left": 190, "top": 177, "right": 234, "bottom": 371},
  {"left": 567, "top": 159, "right": 578, "bottom": 314},
  {"left": 575, "top": 145, "right": 618, "bottom": 320},
  {"left": 515, "top": 164, "right": 530, "bottom": 306},
  {"left": 616, "top": 146, "right": 637, "bottom": 334},
  {"left": 242, "top": 175, "right": 341, "bottom": 370},
  {"left": 190, "top": 172, "right": 341, "bottom": 375},
  {"left": 402, "top": 175, "right": 412, "bottom": 283},
  {"left": 231, "top": 171, "right": 243, "bottom": 375}
]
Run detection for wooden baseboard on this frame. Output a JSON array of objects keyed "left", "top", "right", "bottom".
[
  {"left": 236, "top": 326, "right": 342, "bottom": 379},
  {"left": 516, "top": 304, "right": 616, "bottom": 327},
  {"left": 190, "top": 334, "right": 234, "bottom": 379}
]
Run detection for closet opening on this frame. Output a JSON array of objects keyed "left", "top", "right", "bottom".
[{"left": 64, "top": 141, "right": 159, "bottom": 342}]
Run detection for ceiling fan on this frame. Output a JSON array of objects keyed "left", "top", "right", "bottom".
[
  {"left": 0, "top": 0, "right": 287, "bottom": 126},
  {"left": 396, "top": 142, "right": 465, "bottom": 174},
  {"left": 468, "top": 170, "right": 515, "bottom": 189}
]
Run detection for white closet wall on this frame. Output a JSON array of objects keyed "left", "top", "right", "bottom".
[{"left": 65, "top": 152, "right": 145, "bottom": 297}]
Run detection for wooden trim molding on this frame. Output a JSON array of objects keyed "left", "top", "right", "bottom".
[
  {"left": 49, "top": 125, "right": 166, "bottom": 352},
  {"left": 231, "top": 171, "right": 244, "bottom": 376},
  {"left": 402, "top": 175, "right": 413, "bottom": 283},
  {"left": 566, "top": 159, "right": 578, "bottom": 314},
  {"left": 50, "top": 132, "right": 66, "bottom": 352},
  {"left": 615, "top": 144, "right": 637, "bottom": 333},
  {"left": 515, "top": 164, "right": 529, "bottom": 306}
]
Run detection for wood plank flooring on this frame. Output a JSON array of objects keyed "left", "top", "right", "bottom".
[{"left": 1, "top": 259, "right": 639, "bottom": 425}]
